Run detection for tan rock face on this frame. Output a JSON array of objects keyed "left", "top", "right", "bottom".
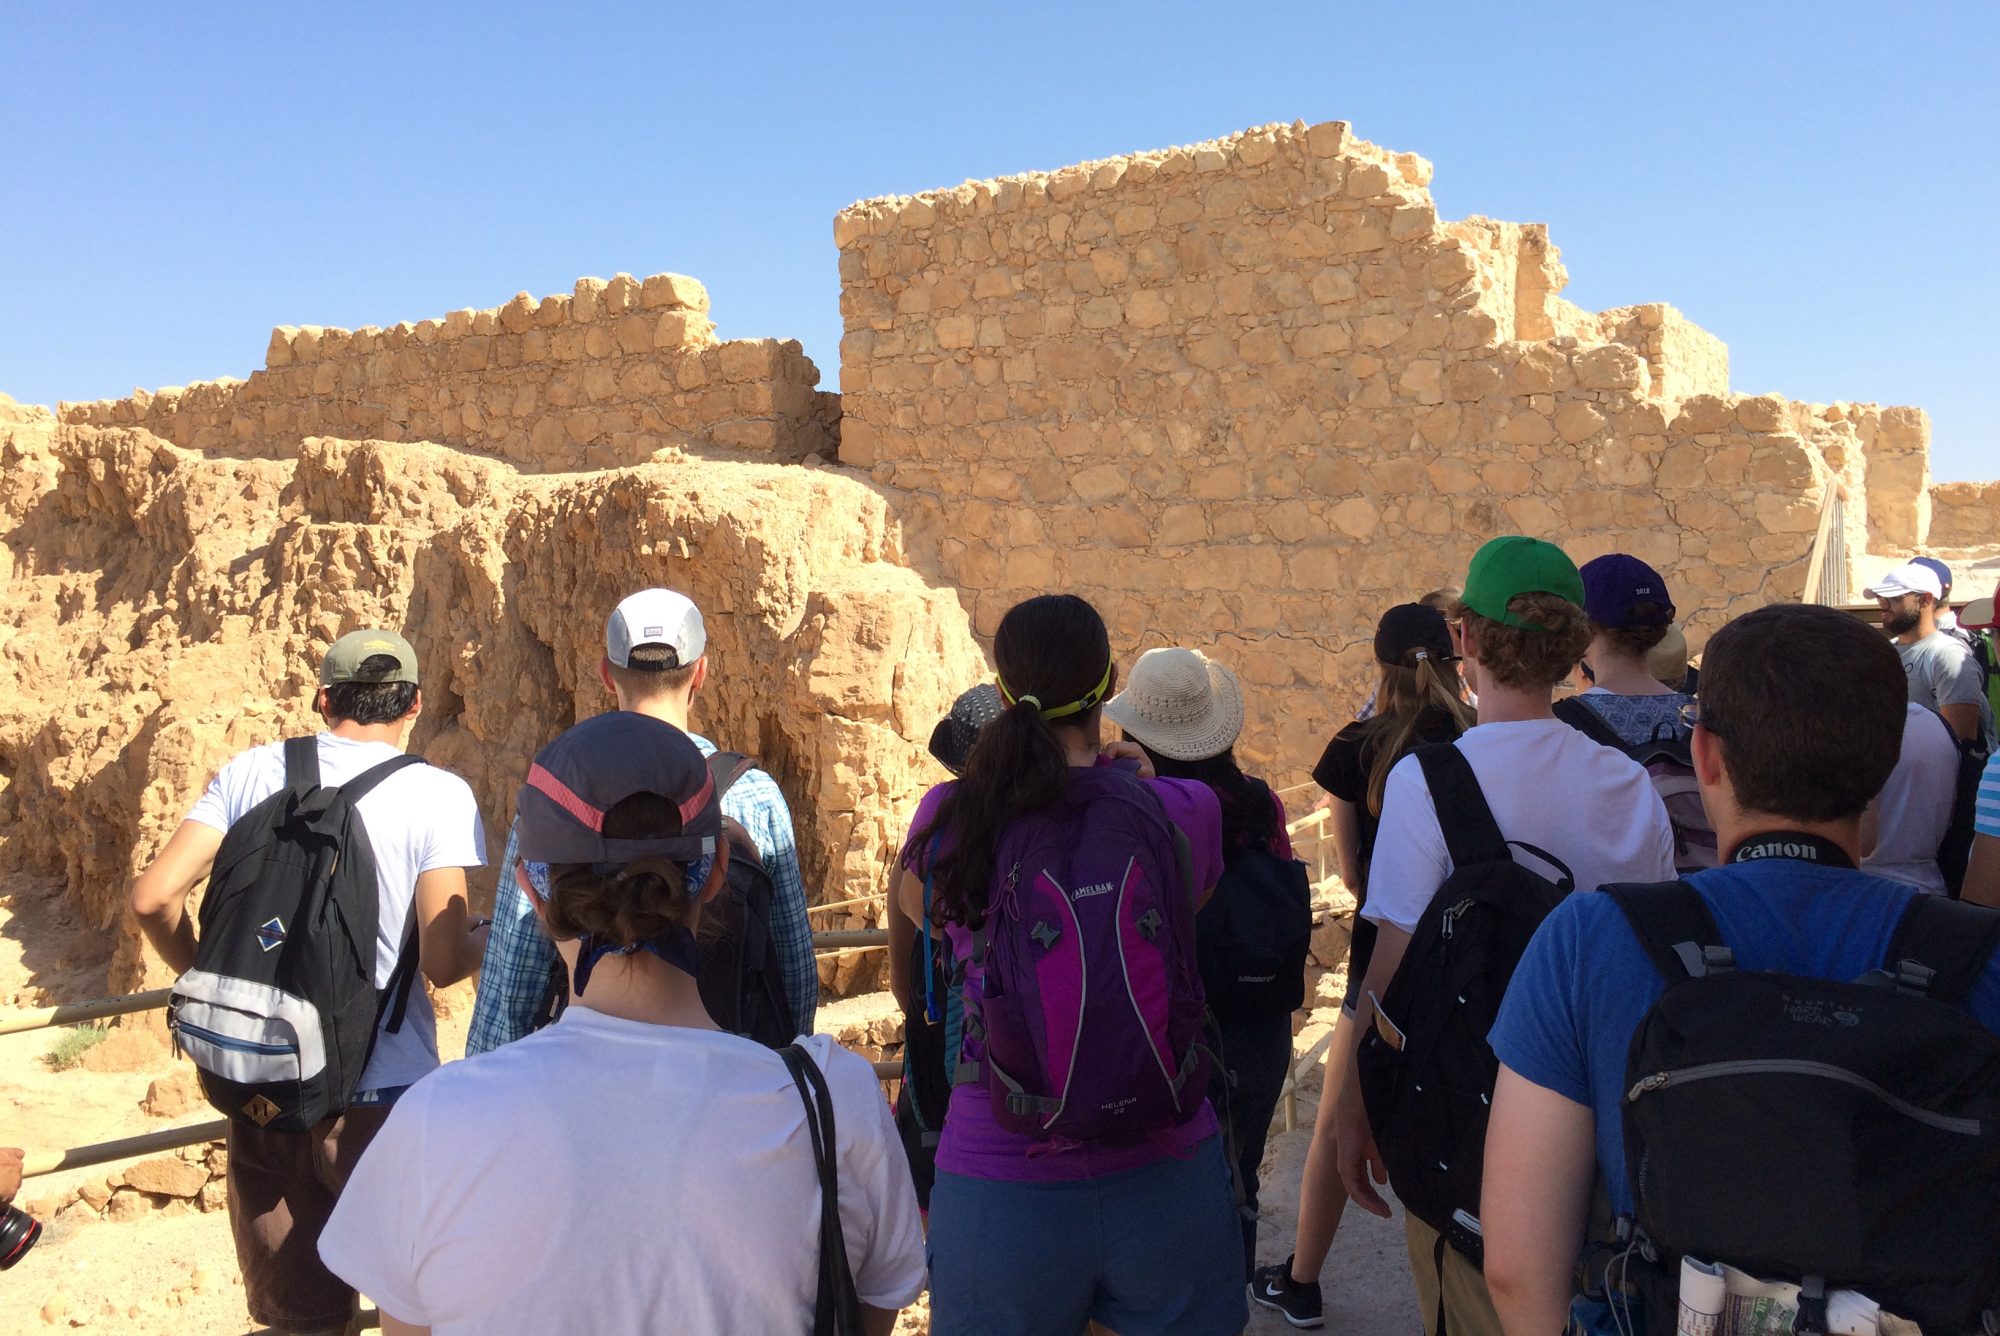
[
  {"left": 0, "top": 415, "right": 982, "bottom": 997},
  {"left": 115, "top": 1156, "right": 210, "bottom": 1200}
]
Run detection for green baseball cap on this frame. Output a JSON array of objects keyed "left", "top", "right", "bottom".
[
  {"left": 1460, "top": 536, "right": 1585, "bottom": 630},
  {"left": 320, "top": 629, "right": 421, "bottom": 686}
]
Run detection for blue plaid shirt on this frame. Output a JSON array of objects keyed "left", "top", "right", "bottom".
[{"left": 466, "top": 734, "right": 817, "bottom": 1055}]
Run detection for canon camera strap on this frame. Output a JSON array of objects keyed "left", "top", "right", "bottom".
[{"left": 1728, "top": 831, "right": 1855, "bottom": 870}]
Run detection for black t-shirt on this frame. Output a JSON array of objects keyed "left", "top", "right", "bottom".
[{"left": 1312, "top": 708, "right": 1466, "bottom": 897}]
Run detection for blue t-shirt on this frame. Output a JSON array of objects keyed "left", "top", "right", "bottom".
[{"left": 1489, "top": 858, "right": 2000, "bottom": 1218}]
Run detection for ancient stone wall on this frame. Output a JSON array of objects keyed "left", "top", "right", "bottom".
[
  {"left": 1930, "top": 479, "right": 2000, "bottom": 551},
  {"left": 57, "top": 275, "right": 834, "bottom": 468},
  {"left": 835, "top": 120, "right": 1918, "bottom": 779}
]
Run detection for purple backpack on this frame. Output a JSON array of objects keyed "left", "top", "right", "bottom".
[{"left": 953, "top": 767, "right": 1212, "bottom": 1144}]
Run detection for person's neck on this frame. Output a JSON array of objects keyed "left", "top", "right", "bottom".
[
  {"left": 1895, "top": 614, "right": 1935, "bottom": 647},
  {"left": 1716, "top": 810, "right": 1863, "bottom": 865},
  {"left": 623, "top": 693, "right": 692, "bottom": 732},
  {"left": 562, "top": 953, "right": 720, "bottom": 1030},
  {"left": 324, "top": 718, "right": 409, "bottom": 749},
  {"left": 1472, "top": 679, "right": 1554, "bottom": 725},
  {"left": 1584, "top": 646, "right": 1672, "bottom": 696}
]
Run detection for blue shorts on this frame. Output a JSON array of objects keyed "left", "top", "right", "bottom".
[{"left": 927, "top": 1133, "right": 1246, "bottom": 1336}]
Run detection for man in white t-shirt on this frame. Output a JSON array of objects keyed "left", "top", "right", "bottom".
[
  {"left": 130, "top": 629, "right": 488, "bottom": 1336},
  {"left": 319, "top": 710, "right": 925, "bottom": 1334},
  {"left": 1330, "top": 537, "right": 1674, "bottom": 1336},
  {"left": 1869, "top": 561, "right": 1996, "bottom": 750},
  {"left": 1862, "top": 703, "right": 1961, "bottom": 895}
]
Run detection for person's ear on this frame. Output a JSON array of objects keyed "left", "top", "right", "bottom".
[
  {"left": 696, "top": 839, "right": 731, "bottom": 904},
  {"left": 598, "top": 657, "right": 616, "bottom": 697},
  {"left": 406, "top": 687, "right": 424, "bottom": 723},
  {"left": 689, "top": 655, "right": 708, "bottom": 695},
  {"left": 314, "top": 687, "right": 331, "bottom": 722},
  {"left": 1691, "top": 723, "right": 1726, "bottom": 789}
]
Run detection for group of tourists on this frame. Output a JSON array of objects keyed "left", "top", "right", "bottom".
[{"left": 104, "top": 533, "right": 2000, "bottom": 1336}]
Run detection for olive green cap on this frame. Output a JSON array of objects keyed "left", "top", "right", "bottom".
[
  {"left": 319, "top": 629, "right": 421, "bottom": 686},
  {"left": 1460, "top": 536, "right": 1585, "bottom": 630}
]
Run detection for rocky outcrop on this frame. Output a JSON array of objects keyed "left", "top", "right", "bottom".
[{"left": 0, "top": 411, "right": 982, "bottom": 996}]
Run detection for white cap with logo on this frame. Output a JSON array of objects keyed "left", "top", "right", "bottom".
[
  {"left": 1863, "top": 563, "right": 1944, "bottom": 602},
  {"left": 605, "top": 589, "right": 707, "bottom": 670}
]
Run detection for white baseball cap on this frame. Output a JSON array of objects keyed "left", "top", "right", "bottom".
[
  {"left": 605, "top": 589, "right": 707, "bottom": 670},
  {"left": 1863, "top": 563, "right": 1944, "bottom": 601}
]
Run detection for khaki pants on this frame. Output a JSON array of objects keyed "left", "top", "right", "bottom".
[{"left": 1406, "top": 1213, "right": 1504, "bottom": 1336}]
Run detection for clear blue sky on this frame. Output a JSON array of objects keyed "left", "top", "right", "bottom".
[{"left": 2, "top": 2, "right": 1993, "bottom": 482}]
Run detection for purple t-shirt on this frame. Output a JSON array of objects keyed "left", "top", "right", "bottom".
[{"left": 904, "top": 767, "right": 1225, "bottom": 1182}]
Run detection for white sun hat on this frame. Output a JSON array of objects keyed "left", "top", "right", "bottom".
[{"left": 1101, "top": 647, "right": 1245, "bottom": 762}]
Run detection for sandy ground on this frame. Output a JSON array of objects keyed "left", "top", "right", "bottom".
[{"left": 2, "top": 873, "right": 1415, "bottom": 1334}]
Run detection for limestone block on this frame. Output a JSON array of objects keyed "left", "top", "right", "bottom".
[
  {"left": 537, "top": 293, "right": 571, "bottom": 326},
  {"left": 499, "top": 292, "right": 539, "bottom": 334},
  {"left": 471, "top": 310, "right": 500, "bottom": 336},
  {"left": 1753, "top": 490, "right": 1823, "bottom": 535},
  {"left": 1398, "top": 359, "right": 1444, "bottom": 405},
  {"left": 115, "top": 1155, "right": 209, "bottom": 1199},
  {"left": 1345, "top": 162, "right": 1392, "bottom": 198},
  {"left": 603, "top": 273, "right": 642, "bottom": 314},
  {"left": 656, "top": 312, "right": 717, "bottom": 347},
  {"left": 1735, "top": 394, "right": 1789, "bottom": 433},
  {"left": 642, "top": 273, "right": 711, "bottom": 312},
  {"left": 1124, "top": 290, "right": 1170, "bottom": 329},
  {"left": 1674, "top": 395, "right": 1736, "bottom": 434},
  {"left": 1306, "top": 120, "right": 1351, "bottom": 157},
  {"left": 266, "top": 326, "right": 299, "bottom": 368},
  {"left": 1500, "top": 410, "right": 1556, "bottom": 447},
  {"left": 1554, "top": 401, "right": 1607, "bottom": 444}
]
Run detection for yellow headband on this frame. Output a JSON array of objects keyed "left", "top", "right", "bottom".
[{"left": 997, "top": 659, "right": 1113, "bottom": 722}]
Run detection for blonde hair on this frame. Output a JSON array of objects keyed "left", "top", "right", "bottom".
[{"left": 1361, "top": 652, "right": 1475, "bottom": 816}]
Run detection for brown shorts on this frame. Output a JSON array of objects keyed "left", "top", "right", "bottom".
[{"left": 226, "top": 1103, "right": 392, "bottom": 1332}]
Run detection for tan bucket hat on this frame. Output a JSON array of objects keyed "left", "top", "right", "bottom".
[{"left": 1101, "top": 647, "right": 1245, "bottom": 762}]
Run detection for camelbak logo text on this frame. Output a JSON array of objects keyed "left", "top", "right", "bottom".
[
  {"left": 1239, "top": 974, "right": 1276, "bottom": 984},
  {"left": 1098, "top": 1095, "right": 1138, "bottom": 1114},
  {"left": 1073, "top": 882, "right": 1115, "bottom": 899}
]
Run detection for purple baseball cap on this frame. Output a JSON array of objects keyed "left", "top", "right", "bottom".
[
  {"left": 1579, "top": 554, "right": 1677, "bottom": 629},
  {"left": 515, "top": 712, "right": 721, "bottom": 866}
]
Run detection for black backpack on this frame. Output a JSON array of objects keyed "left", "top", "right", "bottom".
[
  {"left": 1938, "top": 721, "right": 1990, "bottom": 898},
  {"left": 536, "top": 751, "right": 796, "bottom": 1048},
  {"left": 169, "top": 738, "right": 424, "bottom": 1133},
  {"left": 1357, "top": 743, "right": 1574, "bottom": 1267},
  {"left": 1195, "top": 798, "right": 1313, "bottom": 1022},
  {"left": 1607, "top": 880, "right": 2000, "bottom": 1334}
]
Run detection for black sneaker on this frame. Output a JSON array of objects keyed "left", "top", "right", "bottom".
[{"left": 1249, "top": 1255, "right": 1325, "bottom": 1328}]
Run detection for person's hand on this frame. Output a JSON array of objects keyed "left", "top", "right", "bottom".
[
  {"left": 1334, "top": 1085, "right": 1392, "bottom": 1218},
  {"left": 0, "top": 1147, "right": 24, "bottom": 1204},
  {"left": 1098, "top": 740, "right": 1155, "bottom": 778}
]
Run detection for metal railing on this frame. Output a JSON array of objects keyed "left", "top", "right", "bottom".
[{"left": 8, "top": 927, "right": 892, "bottom": 1181}]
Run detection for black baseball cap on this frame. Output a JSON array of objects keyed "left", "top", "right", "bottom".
[
  {"left": 515, "top": 712, "right": 721, "bottom": 866},
  {"left": 1374, "top": 603, "right": 1455, "bottom": 666}
]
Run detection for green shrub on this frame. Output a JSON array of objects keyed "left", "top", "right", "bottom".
[{"left": 44, "top": 1023, "right": 110, "bottom": 1071}]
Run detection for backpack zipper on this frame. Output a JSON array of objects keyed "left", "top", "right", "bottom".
[
  {"left": 174, "top": 1020, "right": 300, "bottom": 1058},
  {"left": 1440, "top": 898, "right": 1473, "bottom": 939},
  {"left": 1626, "top": 1058, "right": 1982, "bottom": 1135}
]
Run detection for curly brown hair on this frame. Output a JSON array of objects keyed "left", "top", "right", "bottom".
[{"left": 1461, "top": 593, "right": 1593, "bottom": 690}]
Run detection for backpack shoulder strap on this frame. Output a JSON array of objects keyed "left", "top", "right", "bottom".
[
  {"left": 707, "top": 751, "right": 760, "bottom": 803},
  {"left": 1414, "top": 742, "right": 1509, "bottom": 867},
  {"left": 1884, "top": 895, "right": 2000, "bottom": 1006},
  {"left": 283, "top": 736, "right": 322, "bottom": 791},
  {"left": 335, "top": 753, "right": 426, "bottom": 806},
  {"left": 1553, "top": 694, "right": 1625, "bottom": 750},
  {"left": 376, "top": 912, "right": 423, "bottom": 1034},
  {"left": 1604, "top": 880, "right": 1729, "bottom": 983}
]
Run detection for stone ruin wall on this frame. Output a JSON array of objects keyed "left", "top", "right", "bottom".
[
  {"left": 58, "top": 273, "right": 837, "bottom": 468},
  {"left": 5, "top": 118, "right": 1998, "bottom": 1006},
  {"left": 836, "top": 119, "right": 1993, "bottom": 782}
]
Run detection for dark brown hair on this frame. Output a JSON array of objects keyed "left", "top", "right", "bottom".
[
  {"left": 908, "top": 594, "right": 1110, "bottom": 928},
  {"left": 543, "top": 793, "right": 702, "bottom": 947},
  {"left": 1698, "top": 603, "right": 1906, "bottom": 822},
  {"left": 322, "top": 654, "right": 419, "bottom": 725},
  {"left": 1459, "top": 593, "right": 1593, "bottom": 690},
  {"left": 1592, "top": 621, "right": 1671, "bottom": 658},
  {"left": 606, "top": 643, "right": 700, "bottom": 702}
]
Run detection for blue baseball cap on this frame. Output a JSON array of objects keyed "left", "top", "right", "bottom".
[
  {"left": 1910, "top": 557, "right": 1952, "bottom": 594},
  {"left": 515, "top": 712, "right": 721, "bottom": 866},
  {"left": 1580, "top": 554, "right": 1677, "bottom": 629}
]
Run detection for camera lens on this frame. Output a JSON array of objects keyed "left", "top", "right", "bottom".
[{"left": 0, "top": 1203, "right": 42, "bottom": 1270}]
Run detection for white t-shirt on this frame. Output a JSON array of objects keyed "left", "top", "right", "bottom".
[
  {"left": 1863, "top": 703, "right": 1960, "bottom": 896},
  {"left": 318, "top": 1013, "right": 927, "bottom": 1333},
  {"left": 186, "top": 732, "right": 487, "bottom": 1090},
  {"left": 1364, "top": 717, "right": 1677, "bottom": 932}
]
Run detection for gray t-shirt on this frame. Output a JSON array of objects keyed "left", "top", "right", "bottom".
[{"left": 1899, "top": 630, "right": 1996, "bottom": 748}]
